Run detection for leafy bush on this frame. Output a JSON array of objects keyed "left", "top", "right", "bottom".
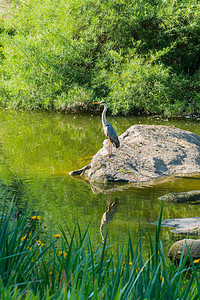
[{"left": 0, "top": 0, "right": 200, "bottom": 115}]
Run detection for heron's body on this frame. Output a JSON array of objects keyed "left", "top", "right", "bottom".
[{"left": 94, "top": 101, "right": 120, "bottom": 156}]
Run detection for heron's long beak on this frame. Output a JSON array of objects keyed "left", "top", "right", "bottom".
[{"left": 93, "top": 102, "right": 101, "bottom": 104}]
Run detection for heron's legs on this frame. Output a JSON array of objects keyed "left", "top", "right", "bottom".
[{"left": 108, "top": 139, "right": 112, "bottom": 157}]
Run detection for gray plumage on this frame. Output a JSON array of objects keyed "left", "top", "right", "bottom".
[{"left": 103, "top": 117, "right": 120, "bottom": 148}]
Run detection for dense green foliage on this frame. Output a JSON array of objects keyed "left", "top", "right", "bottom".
[
  {"left": 0, "top": 0, "right": 200, "bottom": 115},
  {"left": 1, "top": 194, "right": 200, "bottom": 299}
]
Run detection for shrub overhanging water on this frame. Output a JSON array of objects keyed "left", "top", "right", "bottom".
[{"left": 0, "top": 0, "right": 200, "bottom": 116}]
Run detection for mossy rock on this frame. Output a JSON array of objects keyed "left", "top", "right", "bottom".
[
  {"left": 159, "top": 190, "right": 200, "bottom": 203},
  {"left": 169, "top": 239, "right": 200, "bottom": 263}
]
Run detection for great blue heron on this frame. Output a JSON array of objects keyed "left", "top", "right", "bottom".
[{"left": 94, "top": 101, "right": 120, "bottom": 156}]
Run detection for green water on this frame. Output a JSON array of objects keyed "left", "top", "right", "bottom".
[{"left": 0, "top": 108, "right": 200, "bottom": 251}]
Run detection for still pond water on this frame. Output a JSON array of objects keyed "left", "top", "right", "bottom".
[{"left": 0, "top": 108, "right": 200, "bottom": 252}]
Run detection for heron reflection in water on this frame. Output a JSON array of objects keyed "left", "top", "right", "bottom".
[
  {"left": 100, "top": 197, "right": 119, "bottom": 243},
  {"left": 93, "top": 101, "right": 120, "bottom": 156}
]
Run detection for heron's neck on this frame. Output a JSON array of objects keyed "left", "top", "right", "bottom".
[{"left": 102, "top": 105, "right": 107, "bottom": 127}]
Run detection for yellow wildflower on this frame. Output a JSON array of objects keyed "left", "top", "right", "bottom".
[
  {"left": 193, "top": 259, "right": 200, "bottom": 264},
  {"left": 54, "top": 234, "right": 61, "bottom": 238},
  {"left": 58, "top": 251, "right": 67, "bottom": 257},
  {"left": 36, "top": 240, "right": 44, "bottom": 247},
  {"left": 31, "top": 216, "right": 41, "bottom": 220},
  {"left": 135, "top": 267, "right": 140, "bottom": 274},
  {"left": 123, "top": 261, "right": 133, "bottom": 265},
  {"left": 43, "top": 225, "right": 47, "bottom": 228},
  {"left": 21, "top": 234, "right": 27, "bottom": 241},
  {"left": 49, "top": 271, "right": 53, "bottom": 275}
]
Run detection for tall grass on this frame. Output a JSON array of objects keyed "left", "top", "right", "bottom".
[{"left": 0, "top": 199, "right": 199, "bottom": 299}]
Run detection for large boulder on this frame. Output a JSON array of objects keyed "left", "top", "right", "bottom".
[{"left": 77, "top": 125, "right": 200, "bottom": 183}]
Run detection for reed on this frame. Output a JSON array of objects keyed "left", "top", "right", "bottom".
[{"left": 0, "top": 200, "right": 199, "bottom": 299}]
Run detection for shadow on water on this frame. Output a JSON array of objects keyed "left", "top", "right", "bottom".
[{"left": 0, "top": 108, "right": 199, "bottom": 252}]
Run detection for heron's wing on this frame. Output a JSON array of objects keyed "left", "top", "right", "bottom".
[{"left": 106, "top": 123, "right": 120, "bottom": 148}]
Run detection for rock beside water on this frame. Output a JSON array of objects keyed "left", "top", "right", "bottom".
[
  {"left": 77, "top": 125, "right": 200, "bottom": 183},
  {"left": 169, "top": 239, "right": 200, "bottom": 262},
  {"left": 163, "top": 215, "right": 200, "bottom": 262},
  {"left": 162, "top": 218, "right": 200, "bottom": 235},
  {"left": 159, "top": 191, "right": 200, "bottom": 203}
]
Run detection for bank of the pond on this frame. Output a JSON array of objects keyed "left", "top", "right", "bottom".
[{"left": 1, "top": 0, "right": 200, "bottom": 116}]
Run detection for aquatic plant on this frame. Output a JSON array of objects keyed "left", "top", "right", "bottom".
[{"left": 0, "top": 198, "right": 200, "bottom": 299}]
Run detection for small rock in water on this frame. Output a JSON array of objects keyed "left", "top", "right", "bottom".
[
  {"left": 169, "top": 239, "right": 200, "bottom": 263},
  {"left": 159, "top": 190, "right": 200, "bottom": 203},
  {"left": 161, "top": 217, "right": 200, "bottom": 235}
]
